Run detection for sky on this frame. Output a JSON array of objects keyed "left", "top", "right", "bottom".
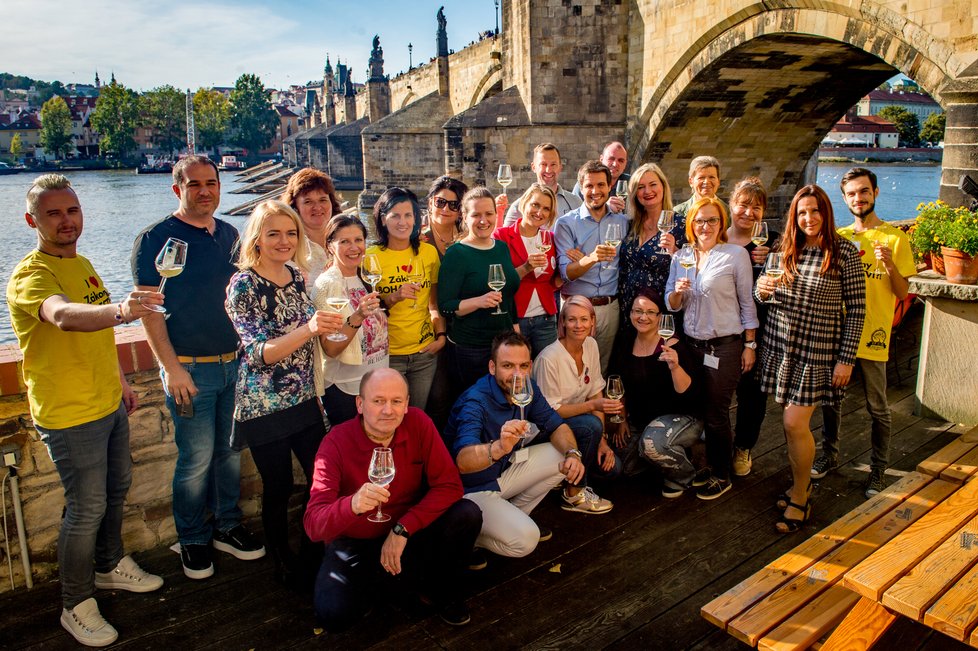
[{"left": 1, "top": 0, "right": 496, "bottom": 92}]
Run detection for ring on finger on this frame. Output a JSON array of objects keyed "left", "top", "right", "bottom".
[{"left": 137, "top": 296, "right": 143, "bottom": 304}]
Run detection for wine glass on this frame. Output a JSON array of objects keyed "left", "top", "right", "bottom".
[
  {"left": 870, "top": 233, "right": 884, "bottom": 274},
  {"left": 488, "top": 263, "right": 507, "bottom": 315},
  {"left": 367, "top": 447, "right": 395, "bottom": 523},
  {"left": 606, "top": 375, "right": 624, "bottom": 424},
  {"left": 678, "top": 244, "right": 696, "bottom": 281},
  {"left": 497, "top": 164, "right": 513, "bottom": 192},
  {"left": 603, "top": 222, "right": 623, "bottom": 269},
  {"left": 764, "top": 253, "right": 784, "bottom": 305},
  {"left": 147, "top": 238, "right": 188, "bottom": 314},
  {"left": 615, "top": 179, "right": 629, "bottom": 210},
  {"left": 324, "top": 295, "right": 350, "bottom": 341},
  {"left": 751, "top": 222, "right": 769, "bottom": 268},
  {"left": 407, "top": 257, "right": 425, "bottom": 308},
  {"left": 510, "top": 372, "right": 533, "bottom": 423},
  {"left": 657, "top": 210, "right": 675, "bottom": 254},
  {"left": 658, "top": 314, "right": 675, "bottom": 341},
  {"left": 361, "top": 254, "right": 383, "bottom": 314}
]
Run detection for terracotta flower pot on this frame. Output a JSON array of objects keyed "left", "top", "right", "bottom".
[
  {"left": 941, "top": 246, "right": 978, "bottom": 285},
  {"left": 932, "top": 252, "right": 946, "bottom": 276}
]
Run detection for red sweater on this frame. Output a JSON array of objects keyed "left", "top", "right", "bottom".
[
  {"left": 303, "top": 407, "right": 464, "bottom": 543},
  {"left": 493, "top": 223, "right": 559, "bottom": 317}
]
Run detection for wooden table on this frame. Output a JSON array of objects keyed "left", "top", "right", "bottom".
[{"left": 702, "top": 426, "right": 978, "bottom": 650}]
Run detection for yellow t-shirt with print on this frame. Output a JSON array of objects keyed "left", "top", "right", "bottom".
[
  {"left": 6, "top": 251, "right": 122, "bottom": 429},
  {"left": 367, "top": 242, "right": 441, "bottom": 356},
  {"left": 837, "top": 222, "right": 916, "bottom": 362}
]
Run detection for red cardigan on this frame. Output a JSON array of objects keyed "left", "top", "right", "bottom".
[
  {"left": 303, "top": 408, "right": 464, "bottom": 543},
  {"left": 492, "top": 223, "right": 559, "bottom": 317}
]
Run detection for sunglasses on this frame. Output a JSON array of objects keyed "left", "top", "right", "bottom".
[{"left": 433, "top": 197, "right": 461, "bottom": 212}]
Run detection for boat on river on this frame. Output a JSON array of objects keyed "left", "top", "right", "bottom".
[{"left": 0, "top": 162, "right": 25, "bottom": 175}]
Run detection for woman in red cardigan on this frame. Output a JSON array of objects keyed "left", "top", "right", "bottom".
[{"left": 492, "top": 183, "right": 560, "bottom": 357}]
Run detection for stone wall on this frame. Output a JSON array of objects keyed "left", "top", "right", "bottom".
[{"left": 0, "top": 329, "right": 262, "bottom": 595}]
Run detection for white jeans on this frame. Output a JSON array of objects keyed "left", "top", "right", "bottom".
[{"left": 465, "top": 443, "right": 565, "bottom": 558}]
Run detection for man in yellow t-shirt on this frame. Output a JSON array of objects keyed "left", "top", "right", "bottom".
[
  {"left": 813, "top": 168, "right": 916, "bottom": 498},
  {"left": 6, "top": 175, "right": 163, "bottom": 647}
]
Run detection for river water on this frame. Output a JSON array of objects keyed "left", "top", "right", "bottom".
[{"left": 0, "top": 163, "right": 941, "bottom": 344}]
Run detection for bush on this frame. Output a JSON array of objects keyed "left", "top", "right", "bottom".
[{"left": 910, "top": 200, "right": 978, "bottom": 260}]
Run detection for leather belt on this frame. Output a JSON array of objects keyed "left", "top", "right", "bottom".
[
  {"left": 177, "top": 351, "right": 238, "bottom": 364},
  {"left": 584, "top": 296, "right": 617, "bottom": 306},
  {"left": 686, "top": 334, "right": 741, "bottom": 348}
]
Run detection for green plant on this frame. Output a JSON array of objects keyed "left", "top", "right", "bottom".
[{"left": 909, "top": 200, "right": 978, "bottom": 260}]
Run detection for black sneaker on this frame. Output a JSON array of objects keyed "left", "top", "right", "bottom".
[
  {"left": 865, "top": 467, "right": 887, "bottom": 498},
  {"left": 691, "top": 467, "right": 712, "bottom": 487},
  {"left": 695, "top": 477, "right": 732, "bottom": 501},
  {"left": 810, "top": 454, "right": 837, "bottom": 479},
  {"left": 437, "top": 601, "right": 471, "bottom": 626},
  {"left": 213, "top": 525, "right": 266, "bottom": 561},
  {"left": 468, "top": 549, "right": 488, "bottom": 571},
  {"left": 180, "top": 544, "right": 214, "bottom": 580},
  {"left": 537, "top": 525, "right": 553, "bottom": 542}
]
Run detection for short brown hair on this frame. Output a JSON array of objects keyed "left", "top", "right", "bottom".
[
  {"left": 490, "top": 330, "right": 531, "bottom": 363},
  {"left": 730, "top": 176, "right": 767, "bottom": 211},
  {"left": 533, "top": 142, "right": 561, "bottom": 161},
  {"left": 282, "top": 167, "right": 342, "bottom": 216},
  {"left": 173, "top": 155, "right": 219, "bottom": 186},
  {"left": 577, "top": 160, "right": 611, "bottom": 187}
]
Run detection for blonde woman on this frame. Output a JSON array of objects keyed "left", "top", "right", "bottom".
[{"left": 224, "top": 200, "right": 342, "bottom": 588}]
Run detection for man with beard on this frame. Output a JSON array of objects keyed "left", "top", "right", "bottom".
[
  {"left": 812, "top": 167, "right": 914, "bottom": 497},
  {"left": 554, "top": 160, "right": 629, "bottom": 372},
  {"left": 573, "top": 141, "right": 630, "bottom": 213}
]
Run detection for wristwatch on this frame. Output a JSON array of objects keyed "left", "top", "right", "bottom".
[
  {"left": 564, "top": 448, "right": 583, "bottom": 460},
  {"left": 392, "top": 522, "right": 410, "bottom": 538},
  {"left": 744, "top": 341, "right": 757, "bottom": 350}
]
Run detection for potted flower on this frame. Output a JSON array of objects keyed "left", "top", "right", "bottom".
[
  {"left": 909, "top": 200, "right": 970, "bottom": 276},
  {"left": 936, "top": 207, "right": 978, "bottom": 284}
]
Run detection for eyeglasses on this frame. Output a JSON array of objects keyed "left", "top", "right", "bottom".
[
  {"left": 693, "top": 218, "right": 721, "bottom": 227},
  {"left": 630, "top": 309, "right": 660, "bottom": 318},
  {"left": 433, "top": 197, "right": 461, "bottom": 212}
]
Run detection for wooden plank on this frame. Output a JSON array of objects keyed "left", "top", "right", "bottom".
[
  {"left": 917, "top": 436, "right": 978, "bottom": 479},
  {"left": 727, "top": 478, "right": 953, "bottom": 647},
  {"left": 820, "top": 597, "right": 897, "bottom": 651},
  {"left": 844, "top": 478, "right": 978, "bottom": 601},
  {"left": 941, "top": 443, "right": 978, "bottom": 484},
  {"left": 701, "top": 471, "right": 933, "bottom": 629},
  {"left": 757, "top": 585, "right": 859, "bottom": 651},
  {"left": 923, "top": 556, "right": 978, "bottom": 641},
  {"left": 882, "top": 512, "right": 978, "bottom": 621}
]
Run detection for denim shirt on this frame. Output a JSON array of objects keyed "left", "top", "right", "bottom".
[
  {"left": 443, "top": 374, "right": 565, "bottom": 493},
  {"left": 553, "top": 204, "right": 629, "bottom": 298}
]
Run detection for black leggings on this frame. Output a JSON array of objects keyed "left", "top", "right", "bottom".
[{"left": 249, "top": 422, "right": 325, "bottom": 556}]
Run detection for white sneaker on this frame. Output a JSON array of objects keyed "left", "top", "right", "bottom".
[
  {"left": 95, "top": 555, "right": 164, "bottom": 593},
  {"left": 61, "top": 597, "right": 119, "bottom": 647},
  {"left": 561, "top": 486, "right": 614, "bottom": 514}
]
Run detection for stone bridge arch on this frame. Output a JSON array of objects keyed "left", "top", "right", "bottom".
[
  {"left": 630, "top": 3, "right": 977, "bottom": 215},
  {"left": 468, "top": 62, "right": 504, "bottom": 109}
]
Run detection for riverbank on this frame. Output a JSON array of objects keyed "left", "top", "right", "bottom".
[{"left": 818, "top": 146, "right": 942, "bottom": 164}]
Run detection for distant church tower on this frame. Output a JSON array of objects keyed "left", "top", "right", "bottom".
[
  {"left": 343, "top": 70, "right": 357, "bottom": 123},
  {"left": 322, "top": 55, "right": 336, "bottom": 126},
  {"left": 95, "top": 71, "right": 101, "bottom": 89}
]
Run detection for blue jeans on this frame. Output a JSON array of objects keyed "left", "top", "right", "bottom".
[
  {"left": 36, "top": 402, "right": 131, "bottom": 609},
  {"left": 389, "top": 351, "right": 439, "bottom": 409},
  {"left": 640, "top": 414, "right": 705, "bottom": 486},
  {"left": 518, "top": 314, "right": 558, "bottom": 358},
  {"left": 164, "top": 358, "right": 242, "bottom": 545}
]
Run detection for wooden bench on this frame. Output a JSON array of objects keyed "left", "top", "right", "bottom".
[
  {"left": 702, "top": 427, "right": 978, "bottom": 650},
  {"left": 701, "top": 471, "right": 954, "bottom": 649}
]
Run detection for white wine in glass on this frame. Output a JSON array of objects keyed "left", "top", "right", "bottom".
[
  {"left": 764, "top": 252, "right": 784, "bottom": 305},
  {"left": 362, "top": 254, "right": 382, "bottom": 291},
  {"left": 407, "top": 257, "right": 425, "bottom": 308},
  {"left": 488, "top": 263, "right": 507, "bottom": 315},
  {"left": 658, "top": 314, "right": 675, "bottom": 340},
  {"left": 657, "top": 210, "right": 675, "bottom": 254},
  {"left": 510, "top": 372, "right": 533, "bottom": 424},
  {"left": 606, "top": 375, "right": 624, "bottom": 424},
  {"left": 497, "top": 164, "right": 513, "bottom": 190},
  {"left": 751, "top": 222, "right": 769, "bottom": 268},
  {"left": 679, "top": 244, "right": 696, "bottom": 280},
  {"left": 325, "top": 296, "right": 350, "bottom": 341},
  {"left": 615, "top": 179, "right": 629, "bottom": 207},
  {"left": 367, "top": 447, "right": 395, "bottom": 523},
  {"left": 147, "top": 238, "right": 188, "bottom": 314}
]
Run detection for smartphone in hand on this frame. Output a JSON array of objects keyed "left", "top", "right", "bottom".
[{"left": 176, "top": 400, "right": 194, "bottom": 418}]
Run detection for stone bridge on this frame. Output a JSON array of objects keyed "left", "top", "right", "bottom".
[{"left": 294, "top": 0, "right": 978, "bottom": 216}]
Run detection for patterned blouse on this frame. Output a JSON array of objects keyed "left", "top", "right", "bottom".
[
  {"left": 225, "top": 266, "right": 318, "bottom": 422},
  {"left": 618, "top": 216, "right": 687, "bottom": 328},
  {"left": 756, "top": 240, "right": 866, "bottom": 407}
]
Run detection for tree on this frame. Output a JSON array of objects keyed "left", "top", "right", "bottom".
[
  {"left": 229, "top": 74, "right": 277, "bottom": 158},
  {"left": 39, "top": 95, "right": 74, "bottom": 159},
  {"left": 9, "top": 132, "right": 23, "bottom": 158},
  {"left": 877, "top": 106, "right": 921, "bottom": 147},
  {"left": 90, "top": 79, "right": 141, "bottom": 160},
  {"left": 193, "top": 88, "right": 231, "bottom": 154},
  {"left": 920, "top": 111, "right": 946, "bottom": 145},
  {"left": 142, "top": 85, "right": 186, "bottom": 157}
]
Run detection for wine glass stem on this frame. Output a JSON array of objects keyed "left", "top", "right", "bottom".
[
  {"left": 157, "top": 277, "right": 168, "bottom": 295},
  {"left": 376, "top": 504, "right": 383, "bottom": 519}
]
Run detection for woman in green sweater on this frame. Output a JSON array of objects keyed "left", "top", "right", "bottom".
[{"left": 438, "top": 186, "right": 521, "bottom": 396}]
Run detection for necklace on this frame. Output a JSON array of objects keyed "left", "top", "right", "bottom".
[{"left": 431, "top": 224, "right": 458, "bottom": 247}]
